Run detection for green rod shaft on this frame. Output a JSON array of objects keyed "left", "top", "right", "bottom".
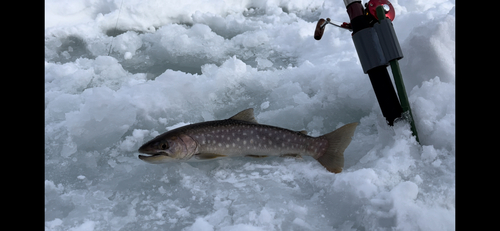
[
  {"left": 389, "top": 60, "right": 419, "bottom": 142},
  {"left": 376, "top": 6, "right": 420, "bottom": 143}
]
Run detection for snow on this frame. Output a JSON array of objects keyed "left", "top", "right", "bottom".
[{"left": 45, "top": 0, "right": 455, "bottom": 230}]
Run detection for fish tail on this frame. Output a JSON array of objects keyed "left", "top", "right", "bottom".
[{"left": 315, "top": 122, "right": 358, "bottom": 173}]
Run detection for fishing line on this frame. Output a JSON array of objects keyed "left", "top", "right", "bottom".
[{"left": 107, "top": 0, "right": 124, "bottom": 56}]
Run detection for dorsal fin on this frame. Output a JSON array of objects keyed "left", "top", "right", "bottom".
[
  {"left": 298, "top": 130, "right": 308, "bottom": 135},
  {"left": 229, "top": 108, "right": 258, "bottom": 123}
]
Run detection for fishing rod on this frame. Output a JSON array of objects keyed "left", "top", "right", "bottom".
[{"left": 314, "top": 0, "right": 419, "bottom": 142}]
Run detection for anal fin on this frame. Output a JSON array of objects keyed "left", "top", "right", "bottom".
[
  {"left": 245, "top": 155, "right": 268, "bottom": 158},
  {"left": 280, "top": 154, "right": 303, "bottom": 159}
]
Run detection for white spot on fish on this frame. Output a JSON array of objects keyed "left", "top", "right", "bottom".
[
  {"left": 250, "top": 139, "right": 254, "bottom": 144},
  {"left": 243, "top": 141, "right": 247, "bottom": 145},
  {"left": 226, "top": 144, "right": 230, "bottom": 148},
  {"left": 218, "top": 143, "right": 222, "bottom": 147}
]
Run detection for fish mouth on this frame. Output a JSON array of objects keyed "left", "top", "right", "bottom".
[
  {"left": 137, "top": 152, "right": 174, "bottom": 163},
  {"left": 137, "top": 149, "right": 173, "bottom": 163},
  {"left": 138, "top": 149, "right": 168, "bottom": 156},
  {"left": 138, "top": 152, "right": 167, "bottom": 158},
  {"left": 137, "top": 144, "right": 168, "bottom": 156}
]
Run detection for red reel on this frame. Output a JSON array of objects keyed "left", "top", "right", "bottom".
[{"left": 367, "top": 0, "right": 395, "bottom": 21}]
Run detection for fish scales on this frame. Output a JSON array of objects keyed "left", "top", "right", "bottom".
[
  {"left": 138, "top": 108, "right": 358, "bottom": 173},
  {"left": 184, "top": 119, "right": 329, "bottom": 158}
]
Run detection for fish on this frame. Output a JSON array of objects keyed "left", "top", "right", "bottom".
[{"left": 138, "top": 108, "right": 358, "bottom": 173}]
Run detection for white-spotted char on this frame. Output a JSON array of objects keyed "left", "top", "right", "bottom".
[{"left": 138, "top": 108, "right": 357, "bottom": 173}]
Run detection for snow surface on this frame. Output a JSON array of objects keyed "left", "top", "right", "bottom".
[{"left": 45, "top": 0, "right": 455, "bottom": 230}]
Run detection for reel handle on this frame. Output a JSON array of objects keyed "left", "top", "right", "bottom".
[
  {"left": 314, "top": 18, "right": 327, "bottom": 40},
  {"left": 314, "top": 18, "right": 352, "bottom": 40}
]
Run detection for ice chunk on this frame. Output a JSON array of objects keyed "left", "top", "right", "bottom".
[
  {"left": 260, "top": 101, "right": 269, "bottom": 110},
  {"left": 185, "top": 217, "right": 214, "bottom": 231},
  {"left": 65, "top": 87, "right": 136, "bottom": 150}
]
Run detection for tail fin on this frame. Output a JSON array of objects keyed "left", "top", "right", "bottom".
[{"left": 315, "top": 123, "right": 358, "bottom": 173}]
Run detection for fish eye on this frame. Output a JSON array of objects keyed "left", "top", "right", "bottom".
[{"left": 161, "top": 143, "right": 168, "bottom": 149}]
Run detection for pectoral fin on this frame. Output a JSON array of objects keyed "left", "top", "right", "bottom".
[{"left": 195, "top": 153, "right": 227, "bottom": 160}]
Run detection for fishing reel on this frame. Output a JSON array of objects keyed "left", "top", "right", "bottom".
[
  {"left": 314, "top": 0, "right": 395, "bottom": 40},
  {"left": 312, "top": 0, "right": 419, "bottom": 141}
]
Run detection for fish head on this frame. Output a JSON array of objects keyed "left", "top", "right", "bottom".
[{"left": 138, "top": 133, "right": 197, "bottom": 163}]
